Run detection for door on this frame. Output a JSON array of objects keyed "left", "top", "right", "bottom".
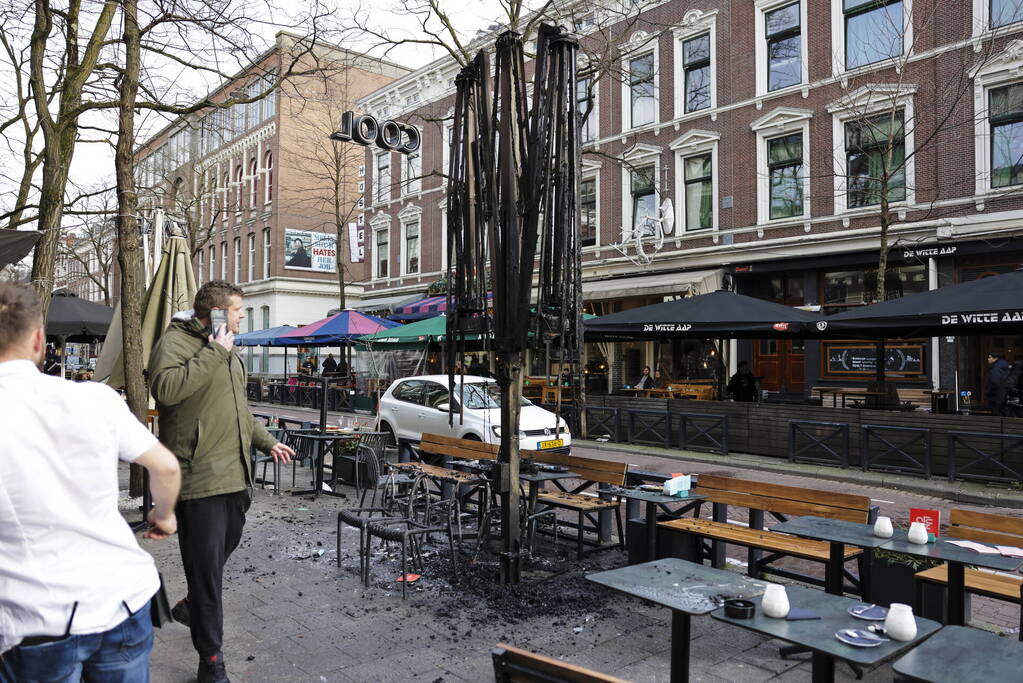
[
  {"left": 387, "top": 380, "right": 425, "bottom": 440},
  {"left": 419, "top": 381, "right": 454, "bottom": 437},
  {"left": 754, "top": 339, "right": 805, "bottom": 394}
]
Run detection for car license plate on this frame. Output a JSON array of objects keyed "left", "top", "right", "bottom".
[{"left": 538, "top": 439, "right": 564, "bottom": 450}]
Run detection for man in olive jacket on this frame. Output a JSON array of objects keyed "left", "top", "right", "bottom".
[{"left": 149, "top": 280, "right": 294, "bottom": 683}]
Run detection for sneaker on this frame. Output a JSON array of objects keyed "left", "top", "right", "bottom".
[
  {"left": 171, "top": 598, "right": 190, "bottom": 627},
  {"left": 197, "top": 653, "right": 230, "bottom": 683}
]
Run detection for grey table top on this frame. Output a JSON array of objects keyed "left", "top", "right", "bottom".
[
  {"left": 713, "top": 585, "right": 942, "bottom": 666},
  {"left": 892, "top": 625, "right": 1023, "bottom": 682},
  {"left": 604, "top": 485, "right": 706, "bottom": 505},
  {"left": 881, "top": 530, "right": 1023, "bottom": 572},
  {"left": 586, "top": 558, "right": 766, "bottom": 615},
  {"left": 769, "top": 516, "right": 892, "bottom": 549}
]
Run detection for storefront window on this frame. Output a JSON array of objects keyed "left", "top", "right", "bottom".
[{"left": 821, "top": 264, "right": 926, "bottom": 314}]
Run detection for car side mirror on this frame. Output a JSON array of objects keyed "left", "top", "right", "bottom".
[{"left": 436, "top": 402, "right": 451, "bottom": 412}]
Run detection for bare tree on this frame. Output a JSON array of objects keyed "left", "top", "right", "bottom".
[{"left": 56, "top": 212, "right": 116, "bottom": 306}]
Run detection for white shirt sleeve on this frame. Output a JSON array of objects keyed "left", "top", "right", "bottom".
[{"left": 99, "top": 386, "right": 159, "bottom": 462}]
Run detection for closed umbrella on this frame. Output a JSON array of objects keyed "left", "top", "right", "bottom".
[{"left": 95, "top": 234, "right": 198, "bottom": 387}]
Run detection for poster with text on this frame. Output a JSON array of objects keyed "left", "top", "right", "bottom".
[{"left": 284, "top": 229, "right": 336, "bottom": 272}]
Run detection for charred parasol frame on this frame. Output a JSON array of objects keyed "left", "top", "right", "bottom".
[{"left": 445, "top": 25, "right": 585, "bottom": 584}]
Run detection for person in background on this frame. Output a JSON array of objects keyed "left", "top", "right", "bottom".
[
  {"left": 72, "top": 369, "right": 90, "bottom": 382},
  {"left": 634, "top": 366, "right": 653, "bottom": 389},
  {"left": 727, "top": 360, "right": 760, "bottom": 402},
  {"left": 300, "top": 357, "right": 316, "bottom": 375},
  {"left": 149, "top": 281, "right": 295, "bottom": 683},
  {"left": 0, "top": 282, "right": 181, "bottom": 681},
  {"left": 560, "top": 366, "right": 573, "bottom": 386},
  {"left": 651, "top": 369, "right": 666, "bottom": 389},
  {"left": 987, "top": 352, "right": 1011, "bottom": 416},
  {"left": 321, "top": 353, "right": 338, "bottom": 375}
]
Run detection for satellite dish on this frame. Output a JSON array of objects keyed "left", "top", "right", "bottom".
[{"left": 660, "top": 199, "right": 675, "bottom": 235}]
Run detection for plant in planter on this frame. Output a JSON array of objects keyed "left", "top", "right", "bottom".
[{"left": 867, "top": 542, "right": 963, "bottom": 622}]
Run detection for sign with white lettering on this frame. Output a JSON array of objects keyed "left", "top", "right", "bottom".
[
  {"left": 284, "top": 229, "right": 336, "bottom": 273},
  {"left": 330, "top": 111, "right": 421, "bottom": 155}
]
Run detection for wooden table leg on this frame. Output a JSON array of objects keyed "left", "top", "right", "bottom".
[{"left": 670, "top": 610, "right": 691, "bottom": 683}]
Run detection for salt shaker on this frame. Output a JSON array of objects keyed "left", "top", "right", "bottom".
[
  {"left": 761, "top": 583, "right": 790, "bottom": 618},
  {"left": 873, "top": 516, "right": 894, "bottom": 538}
]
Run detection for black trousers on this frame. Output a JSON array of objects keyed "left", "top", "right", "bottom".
[{"left": 176, "top": 490, "right": 249, "bottom": 658}]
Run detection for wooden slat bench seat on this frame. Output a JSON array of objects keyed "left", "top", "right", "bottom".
[
  {"left": 661, "top": 518, "right": 863, "bottom": 563},
  {"left": 658, "top": 474, "right": 875, "bottom": 595},
  {"left": 534, "top": 489, "right": 620, "bottom": 511},
  {"left": 492, "top": 643, "right": 626, "bottom": 683},
  {"left": 914, "top": 508, "right": 1023, "bottom": 639}
]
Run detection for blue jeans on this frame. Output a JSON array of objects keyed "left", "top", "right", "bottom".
[{"left": 0, "top": 602, "right": 153, "bottom": 683}]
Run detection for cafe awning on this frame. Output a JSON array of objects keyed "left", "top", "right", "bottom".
[
  {"left": 347, "top": 292, "right": 422, "bottom": 314},
  {"left": 583, "top": 269, "right": 722, "bottom": 301}
]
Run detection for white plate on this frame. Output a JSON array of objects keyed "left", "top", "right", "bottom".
[
  {"left": 847, "top": 604, "right": 888, "bottom": 621},
  {"left": 834, "top": 629, "right": 886, "bottom": 647}
]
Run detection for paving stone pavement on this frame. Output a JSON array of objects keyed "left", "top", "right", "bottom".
[{"left": 121, "top": 469, "right": 996, "bottom": 683}]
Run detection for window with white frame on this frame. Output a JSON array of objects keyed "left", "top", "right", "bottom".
[
  {"left": 845, "top": 111, "right": 906, "bottom": 207},
  {"left": 234, "top": 164, "right": 243, "bottom": 211},
  {"left": 683, "top": 154, "right": 713, "bottom": 230},
  {"left": 682, "top": 34, "right": 711, "bottom": 113},
  {"left": 261, "top": 306, "right": 270, "bottom": 371},
  {"left": 262, "top": 228, "right": 271, "bottom": 278},
  {"left": 989, "top": 82, "right": 1023, "bottom": 187},
  {"left": 580, "top": 177, "right": 598, "bottom": 246},
  {"left": 991, "top": 0, "right": 1023, "bottom": 28},
  {"left": 628, "top": 52, "right": 656, "bottom": 128},
  {"left": 767, "top": 133, "right": 805, "bottom": 218},
  {"left": 209, "top": 245, "right": 216, "bottom": 280},
  {"left": 221, "top": 241, "right": 227, "bottom": 278},
  {"left": 842, "top": 0, "right": 905, "bottom": 69},
  {"left": 264, "top": 152, "right": 273, "bottom": 203},
  {"left": 630, "top": 165, "right": 658, "bottom": 234},
  {"left": 766, "top": 4, "right": 801, "bottom": 90},
  {"left": 577, "top": 77, "right": 598, "bottom": 141},
  {"left": 375, "top": 229, "right": 389, "bottom": 278},
  {"left": 248, "top": 158, "right": 257, "bottom": 207},
  {"left": 198, "top": 249, "right": 205, "bottom": 284},
  {"left": 403, "top": 220, "right": 420, "bottom": 275},
  {"left": 233, "top": 238, "right": 241, "bottom": 282},
  {"left": 375, "top": 152, "right": 390, "bottom": 203},
  {"left": 442, "top": 124, "right": 453, "bottom": 179},
  {"left": 247, "top": 234, "right": 256, "bottom": 281},
  {"left": 752, "top": 107, "right": 812, "bottom": 223},
  {"left": 403, "top": 153, "right": 421, "bottom": 195}
]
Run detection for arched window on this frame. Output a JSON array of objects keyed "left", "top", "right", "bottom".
[
  {"left": 234, "top": 164, "right": 243, "bottom": 211},
  {"left": 248, "top": 157, "right": 257, "bottom": 208},
  {"left": 221, "top": 173, "right": 229, "bottom": 218},
  {"left": 264, "top": 151, "right": 273, "bottom": 203}
]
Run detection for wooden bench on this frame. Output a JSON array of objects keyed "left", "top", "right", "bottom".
[
  {"left": 492, "top": 643, "right": 626, "bottom": 682},
  {"left": 658, "top": 475, "right": 875, "bottom": 595},
  {"left": 914, "top": 508, "right": 1023, "bottom": 638},
  {"left": 529, "top": 451, "right": 627, "bottom": 559}
]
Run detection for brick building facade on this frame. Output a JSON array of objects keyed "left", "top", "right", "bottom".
[{"left": 355, "top": 0, "right": 1023, "bottom": 404}]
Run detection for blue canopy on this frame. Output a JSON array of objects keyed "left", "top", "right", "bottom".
[
  {"left": 275, "top": 310, "right": 400, "bottom": 346},
  {"left": 234, "top": 325, "right": 296, "bottom": 347}
]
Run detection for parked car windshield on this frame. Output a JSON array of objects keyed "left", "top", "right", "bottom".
[{"left": 458, "top": 382, "right": 531, "bottom": 409}]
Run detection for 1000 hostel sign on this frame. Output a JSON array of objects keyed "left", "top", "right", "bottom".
[
  {"left": 331, "top": 111, "right": 421, "bottom": 154},
  {"left": 284, "top": 229, "right": 336, "bottom": 272}
]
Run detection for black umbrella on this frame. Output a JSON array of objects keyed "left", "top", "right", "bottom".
[
  {"left": 47, "top": 290, "right": 114, "bottom": 340},
  {"left": 0, "top": 230, "right": 40, "bottom": 269},
  {"left": 818, "top": 268, "right": 1023, "bottom": 339},
  {"left": 583, "top": 290, "right": 821, "bottom": 341}
]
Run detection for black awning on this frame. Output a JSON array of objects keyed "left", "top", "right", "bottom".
[
  {"left": 584, "top": 290, "right": 820, "bottom": 341},
  {"left": 0, "top": 231, "right": 40, "bottom": 269},
  {"left": 816, "top": 268, "right": 1023, "bottom": 339},
  {"left": 47, "top": 290, "right": 114, "bottom": 340}
]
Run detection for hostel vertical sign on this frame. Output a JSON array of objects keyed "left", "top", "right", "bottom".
[{"left": 348, "top": 222, "right": 364, "bottom": 263}]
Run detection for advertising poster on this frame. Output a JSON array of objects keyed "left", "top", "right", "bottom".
[{"left": 284, "top": 229, "right": 336, "bottom": 272}]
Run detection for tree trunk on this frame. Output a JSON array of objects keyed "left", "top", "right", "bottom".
[
  {"left": 498, "top": 352, "right": 523, "bottom": 585},
  {"left": 115, "top": 0, "right": 147, "bottom": 496}
]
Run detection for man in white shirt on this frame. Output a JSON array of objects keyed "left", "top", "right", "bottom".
[{"left": 0, "top": 282, "right": 181, "bottom": 682}]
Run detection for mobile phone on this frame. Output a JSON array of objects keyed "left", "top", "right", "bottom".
[{"left": 211, "top": 309, "right": 228, "bottom": 337}]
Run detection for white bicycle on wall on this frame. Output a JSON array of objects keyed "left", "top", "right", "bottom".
[{"left": 611, "top": 198, "right": 674, "bottom": 266}]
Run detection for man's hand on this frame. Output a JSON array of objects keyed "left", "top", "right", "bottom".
[
  {"left": 209, "top": 326, "right": 235, "bottom": 352},
  {"left": 144, "top": 508, "right": 177, "bottom": 539},
  {"left": 269, "top": 442, "right": 295, "bottom": 464}
]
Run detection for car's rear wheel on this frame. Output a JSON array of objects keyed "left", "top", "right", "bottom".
[
  {"left": 462, "top": 433, "right": 482, "bottom": 441},
  {"left": 380, "top": 422, "right": 397, "bottom": 447}
]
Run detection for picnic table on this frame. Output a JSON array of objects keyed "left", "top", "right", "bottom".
[
  {"left": 814, "top": 387, "right": 887, "bottom": 408},
  {"left": 769, "top": 516, "right": 892, "bottom": 598},
  {"left": 892, "top": 625, "right": 1023, "bottom": 682},
  {"left": 713, "top": 584, "right": 941, "bottom": 683},
  {"left": 604, "top": 485, "right": 706, "bottom": 563},
  {"left": 587, "top": 558, "right": 766, "bottom": 683},
  {"left": 880, "top": 528, "right": 1023, "bottom": 626}
]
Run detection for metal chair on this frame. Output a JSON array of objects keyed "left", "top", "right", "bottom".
[{"left": 363, "top": 512, "right": 457, "bottom": 599}]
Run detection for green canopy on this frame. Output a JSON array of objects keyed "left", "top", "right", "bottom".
[{"left": 356, "top": 312, "right": 595, "bottom": 350}]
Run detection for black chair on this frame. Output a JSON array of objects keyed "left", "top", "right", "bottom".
[
  {"left": 363, "top": 513, "right": 456, "bottom": 599},
  {"left": 252, "top": 426, "right": 285, "bottom": 494}
]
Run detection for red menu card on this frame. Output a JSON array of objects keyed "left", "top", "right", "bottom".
[{"left": 909, "top": 508, "right": 941, "bottom": 535}]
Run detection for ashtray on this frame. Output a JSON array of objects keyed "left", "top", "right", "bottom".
[{"left": 723, "top": 599, "right": 755, "bottom": 619}]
